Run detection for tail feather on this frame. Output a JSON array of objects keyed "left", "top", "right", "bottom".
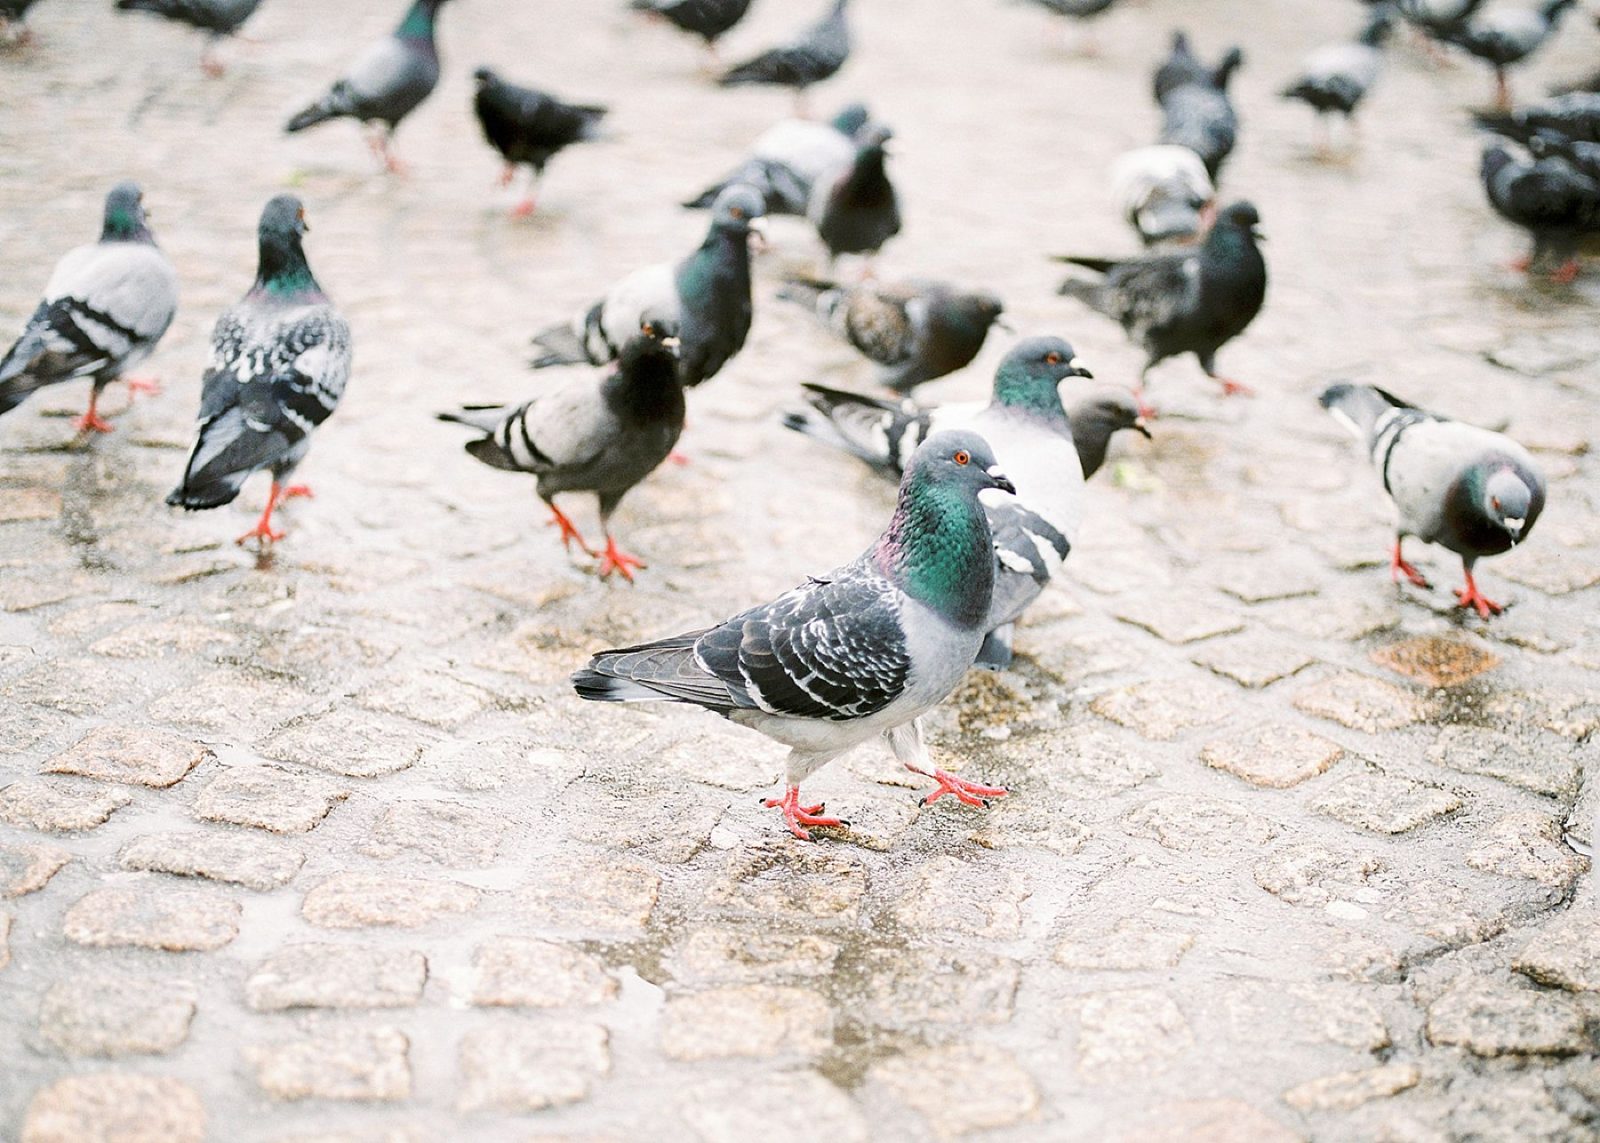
[
  {"left": 436, "top": 405, "right": 508, "bottom": 433},
  {"left": 1317, "top": 381, "right": 1409, "bottom": 441},
  {"left": 1056, "top": 276, "right": 1108, "bottom": 309},
  {"left": 784, "top": 382, "right": 915, "bottom": 474},
  {"left": 166, "top": 464, "right": 251, "bottom": 511},
  {"left": 529, "top": 323, "right": 588, "bottom": 369},
  {"left": 1050, "top": 254, "right": 1116, "bottom": 273},
  {"left": 286, "top": 87, "right": 348, "bottom": 134}
]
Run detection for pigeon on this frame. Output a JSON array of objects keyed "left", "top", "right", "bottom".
[
  {"left": 809, "top": 124, "right": 901, "bottom": 262},
  {"left": 1110, "top": 144, "right": 1216, "bottom": 246},
  {"left": 114, "top": 0, "right": 262, "bottom": 76},
  {"left": 0, "top": 181, "right": 178, "bottom": 436},
  {"left": 684, "top": 102, "right": 872, "bottom": 215},
  {"left": 284, "top": 0, "right": 451, "bottom": 173},
  {"left": 1154, "top": 33, "right": 1245, "bottom": 179},
  {"left": 1397, "top": 0, "right": 1484, "bottom": 51},
  {"left": 718, "top": 0, "right": 849, "bottom": 116},
  {"left": 1055, "top": 200, "right": 1267, "bottom": 410},
  {"left": 573, "top": 429, "right": 1016, "bottom": 838},
  {"left": 1319, "top": 382, "right": 1544, "bottom": 618},
  {"left": 0, "top": 0, "right": 46, "bottom": 41},
  {"left": 1021, "top": 0, "right": 1120, "bottom": 53},
  {"left": 529, "top": 184, "right": 764, "bottom": 389},
  {"left": 167, "top": 195, "right": 353, "bottom": 547},
  {"left": 1528, "top": 128, "right": 1600, "bottom": 180},
  {"left": 1444, "top": 0, "right": 1578, "bottom": 109},
  {"left": 776, "top": 276, "right": 1006, "bottom": 392},
  {"left": 781, "top": 337, "right": 1095, "bottom": 670},
  {"left": 1479, "top": 142, "right": 1600, "bottom": 280},
  {"left": 1281, "top": 7, "right": 1395, "bottom": 152},
  {"left": 1067, "top": 390, "right": 1152, "bottom": 479},
  {"left": 629, "top": 0, "right": 753, "bottom": 62},
  {"left": 1474, "top": 91, "right": 1600, "bottom": 143},
  {"left": 471, "top": 68, "right": 607, "bottom": 216},
  {"left": 440, "top": 321, "right": 683, "bottom": 582}
]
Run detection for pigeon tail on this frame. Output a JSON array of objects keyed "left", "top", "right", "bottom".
[
  {"left": 570, "top": 667, "right": 673, "bottom": 703},
  {"left": 1055, "top": 274, "right": 1111, "bottom": 314},
  {"left": 1318, "top": 381, "right": 1409, "bottom": 439},
  {"left": 166, "top": 466, "right": 252, "bottom": 511},
  {"left": 286, "top": 92, "right": 346, "bottom": 134},
  {"left": 435, "top": 405, "right": 505, "bottom": 433},
  {"left": 529, "top": 325, "right": 589, "bottom": 368}
]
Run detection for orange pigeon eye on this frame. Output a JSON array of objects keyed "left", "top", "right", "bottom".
[
  {"left": 1045, "top": 351, "right": 1062, "bottom": 365},
  {"left": 954, "top": 450, "right": 970, "bottom": 466}
]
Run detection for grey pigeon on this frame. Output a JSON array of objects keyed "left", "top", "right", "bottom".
[
  {"left": 1474, "top": 91, "right": 1600, "bottom": 143},
  {"left": 1282, "top": 7, "right": 1394, "bottom": 152},
  {"left": 782, "top": 337, "right": 1096, "bottom": 671},
  {"left": 284, "top": 0, "right": 451, "bottom": 173},
  {"left": 1067, "top": 390, "right": 1152, "bottom": 480},
  {"left": 776, "top": 276, "right": 1006, "bottom": 392},
  {"left": 1056, "top": 200, "right": 1267, "bottom": 411},
  {"left": 684, "top": 102, "right": 871, "bottom": 215},
  {"left": 1528, "top": 128, "right": 1600, "bottom": 181},
  {"left": 810, "top": 124, "right": 900, "bottom": 262},
  {"left": 167, "top": 195, "right": 353, "bottom": 548},
  {"left": 114, "top": 0, "right": 262, "bottom": 76},
  {"left": 1397, "top": 0, "right": 1484, "bottom": 40},
  {"left": 1110, "top": 144, "right": 1215, "bottom": 246},
  {"left": 1444, "top": 0, "right": 1577, "bottom": 109},
  {"left": 1154, "top": 32, "right": 1244, "bottom": 179},
  {"left": 472, "top": 68, "right": 607, "bottom": 216},
  {"left": 0, "top": 181, "right": 177, "bottom": 436},
  {"left": 719, "top": 0, "right": 849, "bottom": 116},
  {"left": 629, "top": 0, "right": 752, "bottom": 63},
  {"left": 529, "top": 185, "right": 764, "bottom": 389},
  {"left": 573, "top": 429, "right": 1016, "bottom": 838},
  {"left": 1319, "top": 382, "right": 1544, "bottom": 617},
  {"left": 441, "top": 321, "right": 683, "bottom": 582},
  {"left": 1479, "top": 142, "right": 1600, "bottom": 279}
]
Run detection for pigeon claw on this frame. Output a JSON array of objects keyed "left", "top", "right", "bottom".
[
  {"left": 510, "top": 197, "right": 538, "bottom": 218},
  {"left": 72, "top": 409, "right": 115, "bottom": 435},
  {"left": 597, "top": 536, "right": 647, "bottom": 583},
  {"left": 546, "top": 504, "right": 597, "bottom": 556},
  {"left": 1215, "top": 376, "right": 1255, "bottom": 397},
  {"left": 907, "top": 764, "right": 1008, "bottom": 808},
  {"left": 764, "top": 786, "right": 846, "bottom": 840},
  {"left": 1454, "top": 571, "right": 1504, "bottom": 619},
  {"left": 1390, "top": 543, "right": 1431, "bottom": 590},
  {"left": 1551, "top": 258, "right": 1580, "bottom": 285},
  {"left": 281, "top": 484, "right": 314, "bottom": 501}
]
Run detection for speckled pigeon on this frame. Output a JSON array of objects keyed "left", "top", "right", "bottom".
[
  {"left": 0, "top": 181, "right": 177, "bottom": 436},
  {"left": 1475, "top": 91, "right": 1600, "bottom": 143},
  {"left": 630, "top": 0, "right": 753, "bottom": 62},
  {"left": 167, "top": 195, "right": 352, "bottom": 547},
  {"left": 1319, "top": 382, "right": 1544, "bottom": 617},
  {"left": 718, "top": 0, "right": 849, "bottom": 115},
  {"left": 1479, "top": 142, "right": 1600, "bottom": 280},
  {"left": 573, "top": 429, "right": 1016, "bottom": 838},
  {"left": 782, "top": 337, "right": 1095, "bottom": 671},
  {"left": 809, "top": 125, "right": 900, "bottom": 262},
  {"left": 1110, "top": 144, "right": 1215, "bottom": 246},
  {"left": 114, "top": 0, "right": 262, "bottom": 76},
  {"left": 472, "top": 68, "right": 607, "bottom": 216},
  {"left": 1055, "top": 200, "right": 1267, "bottom": 411},
  {"left": 1154, "top": 32, "right": 1244, "bottom": 179},
  {"left": 441, "top": 321, "right": 683, "bottom": 582},
  {"left": 284, "top": 0, "right": 451, "bottom": 173},
  {"left": 1282, "top": 7, "right": 1394, "bottom": 151},
  {"left": 530, "top": 185, "right": 763, "bottom": 389},
  {"left": 1444, "top": 0, "right": 1577, "bottom": 109},
  {"left": 776, "top": 276, "right": 1005, "bottom": 392},
  {"left": 684, "top": 102, "right": 871, "bottom": 215}
]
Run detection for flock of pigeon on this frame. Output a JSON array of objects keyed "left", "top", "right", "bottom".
[{"left": 0, "top": 0, "right": 1574, "bottom": 837}]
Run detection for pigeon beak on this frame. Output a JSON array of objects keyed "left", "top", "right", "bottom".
[
  {"left": 987, "top": 466, "right": 1017, "bottom": 496},
  {"left": 747, "top": 220, "right": 768, "bottom": 254},
  {"left": 1133, "top": 416, "right": 1153, "bottom": 439},
  {"left": 1251, "top": 226, "right": 1266, "bottom": 242},
  {"left": 1068, "top": 359, "right": 1093, "bottom": 379},
  {"left": 994, "top": 316, "right": 1015, "bottom": 333},
  {"left": 1504, "top": 517, "right": 1524, "bottom": 542},
  {"left": 660, "top": 336, "right": 682, "bottom": 351}
]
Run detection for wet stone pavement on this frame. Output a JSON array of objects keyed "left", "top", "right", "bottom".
[{"left": 2, "top": 0, "right": 1599, "bottom": 1139}]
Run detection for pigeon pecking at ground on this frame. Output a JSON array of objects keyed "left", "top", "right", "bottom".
[
  {"left": 684, "top": 102, "right": 872, "bottom": 215},
  {"left": 529, "top": 185, "right": 764, "bottom": 389},
  {"left": 629, "top": 0, "right": 754, "bottom": 65},
  {"left": 1478, "top": 141, "right": 1600, "bottom": 280},
  {"left": 114, "top": 0, "right": 263, "bottom": 77},
  {"left": 1110, "top": 144, "right": 1216, "bottom": 246},
  {"left": 809, "top": 124, "right": 901, "bottom": 264},
  {"left": 441, "top": 320, "right": 684, "bottom": 583},
  {"left": 1055, "top": 200, "right": 1267, "bottom": 413},
  {"left": 1319, "top": 382, "right": 1545, "bottom": 618},
  {"left": 573, "top": 429, "right": 1016, "bottom": 838},
  {"left": 1443, "top": 0, "right": 1578, "bottom": 110},
  {"left": 776, "top": 276, "right": 1006, "bottom": 392},
  {"left": 166, "top": 195, "right": 353, "bottom": 548},
  {"left": 471, "top": 68, "right": 607, "bottom": 217},
  {"left": 718, "top": 0, "right": 849, "bottom": 116},
  {"left": 1154, "top": 32, "right": 1245, "bottom": 180},
  {"left": 0, "top": 181, "right": 178, "bottom": 437},
  {"left": 782, "top": 337, "right": 1096, "bottom": 670},
  {"left": 1281, "top": 5, "right": 1395, "bottom": 155},
  {"left": 284, "top": 0, "right": 451, "bottom": 174}
]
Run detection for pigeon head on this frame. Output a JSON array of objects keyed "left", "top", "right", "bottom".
[
  {"left": 1480, "top": 144, "right": 1516, "bottom": 183},
  {"left": 1078, "top": 391, "right": 1152, "bottom": 440},
  {"left": 1215, "top": 201, "right": 1261, "bottom": 236},
  {"left": 102, "top": 181, "right": 153, "bottom": 242},
  {"left": 830, "top": 102, "right": 871, "bottom": 138},
  {"left": 709, "top": 184, "right": 767, "bottom": 233},
  {"left": 993, "top": 336, "right": 1092, "bottom": 418},
  {"left": 253, "top": 194, "right": 319, "bottom": 297},
  {"left": 947, "top": 291, "right": 1006, "bottom": 337},
  {"left": 472, "top": 67, "right": 497, "bottom": 88},
  {"left": 629, "top": 312, "right": 683, "bottom": 360},
  {"left": 1359, "top": 8, "right": 1395, "bottom": 48},
  {"left": 397, "top": 0, "right": 449, "bottom": 39},
  {"left": 1483, "top": 468, "right": 1534, "bottom": 543}
]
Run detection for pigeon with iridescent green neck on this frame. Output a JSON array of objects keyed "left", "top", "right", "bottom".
[
  {"left": 0, "top": 181, "right": 178, "bottom": 437},
  {"left": 574, "top": 429, "right": 1015, "bottom": 838}
]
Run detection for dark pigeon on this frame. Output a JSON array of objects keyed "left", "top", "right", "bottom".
[
  {"left": 1, "top": 0, "right": 46, "bottom": 41},
  {"left": 810, "top": 124, "right": 901, "bottom": 262},
  {"left": 1320, "top": 381, "right": 1545, "bottom": 618},
  {"left": 1155, "top": 32, "right": 1245, "bottom": 179},
  {"left": 1443, "top": 0, "right": 1578, "bottom": 109},
  {"left": 114, "top": 0, "right": 262, "bottom": 75},
  {"left": 472, "top": 68, "right": 606, "bottom": 216},
  {"left": 684, "top": 102, "right": 871, "bottom": 214},
  {"left": 629, "top": 0, "right": 753, "bottom": 61},
  {"left": 1067, "top": 390, "right": 1151, "bottom": 479},
  {"left": 1474, "top": 91, "right": 1600, "bottom": 144},
  {"left": 719, "top": 0, "right": 849, "bottom": 115},
  {"left": 1479, "top": 142, "right": 1600, "bottom": 280},
  {"left": 573, "top": 429, "right": 1016, "bottom": 837},
  {"left": 1529, "top": 128, "right": 1600, "bottom": 180},
  {"left": 1282, "top": 7, "right": 1394, "bottom": 151}
]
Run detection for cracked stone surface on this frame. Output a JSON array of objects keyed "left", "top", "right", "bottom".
[
  {"left": 41, "top": 726, "right": 212, "bottom": 788},
  {"left": 1426, "top": 977, "right": 1592, "bottom": 1057},
  {"left": 246, "top": 946, "right": 428, "bottom": 1011},
  {"left": 1514, "top": 912, "right": 1600, "bottom": 992},
  {"left": 37, "top": 974, "right": 197, "bottom": 1057},
  {"left": 1310, "top": 768, "right": 1463, "bottom": 835}
]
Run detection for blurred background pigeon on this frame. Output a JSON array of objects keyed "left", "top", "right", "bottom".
[
  {"left": 684, "top": 102, "right": 872, "bottom": 214},
  {"left": 1281, "top": 5, "right": 1395, "bottom": 156},
  {"left": 114, "top": 0, "right": 263, "bottom": 76},
  {"left": 1110, "top": 144, "right": 1215, "bottom": 246},
  {"left": 1154, "top": 31, "right": 1245, "bottom": 179},
  {"left": 1478, "top": 141, "right": 1600, "bottom": 280},
  {"left": 1443, "top": 0, "right": 1578, "bottom": 109},
  {"left": 629, "top": 0, "right": 753, "bottom": 66},
  {"left": 718, "top": 0, "right": 849, "bottom": 116},
  {"left": 472, "top": 68, "right": 607, "bottom": 216}
]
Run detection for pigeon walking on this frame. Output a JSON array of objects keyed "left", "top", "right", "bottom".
[
  {"left": 573, "top": 430, "right": 1016, "bottom": 838},
  {"left": 167, "top": 195, "right": 352, "bottom": 547},
  {"left": 1282, "top": 7, "right": 1394, "bottom": 154},
  {"left": 776, "top": 276, "right": 1006, "bottom": 392},
  {"left": 684, "top": 102, "right": 872, "bottom": 215},
  {"left": 1319, "top": 382, "right": 1544, "bottom": 617},
  {"left": 1444, "top": 0, "right": 1577, "bottom": 109},
  {"left": 1155, "top": 33, "right": 1245, "bottom": 179},
  {"left": 284, "top": 0, "right": 451, "bottom": 173},
  {"left": 1478, "top": 142, "right": 1600, "bottom": 280},
  {"left": 529, "top": 185, "right": 764, "bottom": 388},
  {"left": 629, "top": 0, "right": 753, "bottom": 64},
  {"left": 718, "top": 0, "right": 849, "bottom": 116},
  {"left": 1055, "top": 201, "right": 1267, "bottom": 410},
  {"left": 809, "top": 125, "right": 900, "bottom": 262},
  {"left": 472, "top": 68, "right": 607, "bottom": 216},
  {"left": 1110, "top": 144, "right": 1216, "bottom": 246},
  {"left": 783, "top": 338, "right": 1096, "bottom": 670},
  {"left": 0, "top": 181, "right": 178, "bottom": 436},
  {"left": 114, "top": 0, "right": 262, "bottom": 76},
  {"left": 441, "top": 321, "right": 683, "bottom": 582}
]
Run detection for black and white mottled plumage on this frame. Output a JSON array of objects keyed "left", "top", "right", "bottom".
[
  {"left": 1479, "top": 142, "right": 1600, "bottom": 278},
  {"left": 1110, "top": 145, "right": 1215, "bottom": 246},
  {"left": 167, "top": 195, "right": 352, "bottom": 547},
  {"left": 629, "top": 0, "right": 752, "bottom": 55},
  {"left": 0, "top": 181, "right": 178, "bottom": 436},
  {"left": 684, "top": 102, "right": 872, "bottom": 215},
  {"left": 1282, "top": 7, "right": 1393, "bottom": 139},
  {"left": 776, "top": 277, "right": 1005, "bottom": 392},
  {"left": 718, "top": 0, "right": 849, "bottom": 111},
  {"left": 574, "top": 429, "right": 1016, "bottom": 837},
  {"left": 471, "top": 68, "right": 606, "bottom": 214},
  {"left": 529, "top": 185, "right": 764, "bottom": 388},
  {"left": 114, "top": 0, "right": 262, "bottom": 75},
  {"left": 1444, "top": 0, "right": 1578, "bottom": 108},
  {"left": 809, "top": 125, "right": 901, "bottom": 261},
  {"left": 1319, "top": 381, "right": 1545, "bottom": 617},
  {"left": 1155, "top": 32, "right": 1245, "bottom": 179}
]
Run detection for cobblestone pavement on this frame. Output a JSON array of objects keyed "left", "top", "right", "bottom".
[{"left": 2, "top": 0, "right": 1599, "bottom": 1139}]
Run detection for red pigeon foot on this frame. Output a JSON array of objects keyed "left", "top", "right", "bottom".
[
  {"left": 906, "top": 764, "right": 1008, "bottom": 807},
  {"left": 597, "top": 536, "right": 646, "bottom": 582},
  {"left": 763, "top": 786, "right": 845, "bottom": 840},
  {"left": 1390, "top": 542, "right": 1431, "bottom": 589},
  {"left": 1454, "top": 571, "right": 1504, "bottom": 619}
]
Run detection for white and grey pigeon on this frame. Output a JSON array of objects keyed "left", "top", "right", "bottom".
[
  {"left": 114, "top": 0, "right": 263, "bottom": 76},
  {"left": 1110, "top": 144, "right": 1215, "bottom": 246},
  {"left": 809, "top": 124, "right": 901, "bottom": 263},
  {"left": 776, "top": 276, "right": 1007, "bottom": 392},
  {"left": 529, "top": 185, "right": 765, "bottom": 389},
  {"left": 1281, "top": 7, "right": 1395, "bottom": 153},
  {"left": 1319, "top": 382, "right": 1545, "bottom": 618},
  {"left": 684, "top": 102, "right": 872, "bottom": 215},
  {"left": 0, "top": 181, "right": 178, "bottom": 437},
  {"left": 439, "top": 320, "right": 684, "bottom": 583},
  {"left": 783, "top": 337, "right": 1095, "bottom": 671},
  {"left": 573, "top": 429, "right": 1016, "bottom": 839},
  {"left": 718, "top": 0, "right": 850, "bottom": 116},
  {"left": 1154, "top": 32, "right": 1245, "bottom": 179},
  {"left": 167, "top": 195, "right": 353, "bottom": 548},
  {"left": 1444, "top": 0, "right": 1578, "bottom": 109},
  {"left": 284, "top": 0, "right": 451, "bottom": 173}
]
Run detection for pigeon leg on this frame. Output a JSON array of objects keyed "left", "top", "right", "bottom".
[
  {"left": 511, "top": 169, "right": 540, "bottom": 218},
  {"left": 907, "top": 763, "right": 1009, "bottom": 807},
  {"left": 1130, "top": 385, "right": 1156, "bottom": 420},
  {"left": 497, "top": 162, "right": 516, "bottom": 189},
  {"left": 1493, "top": 68, "right": 1511, "bottom": 112},
  {"left": 762, "top": 785, "right": 845, "bottom": 841},
  {"left": 794, "top": 87, "right": 811, "bottom": 119},
  {"left": 1390, "top": 539, "right": 1431, "bottom": 589},
  {"left": 545, "top": 501, "right": 597, "bottom": 556},
  {"left": 122, "top": 375, "right": 163, "bottom": 399},
  {"left": 236, "top": 481, "right": 288, "bottom": 547},
  {"left": 200, "top": 40, "right": 225, "bottom": 78},
  {"left": 73, "top": 389, "right": 114, "bottom": 435},
  {"left": 1207, "top": 371, "right": 1254, "bottom": 397},
  {"left": 1454, "top": 566, "right": 1504, "bottom": 618},
  {"left": 1551, "top": 258, "right": 1581, "bottom": 284},
  {"left": 597, "top": 533, "right": 647, "bottom": 582},
  {"left": 381, "top": 136, "right": 408, "bottom": 176},
  {"left": 1507, "top": 252, "right": 1533, "bottom": 273}
]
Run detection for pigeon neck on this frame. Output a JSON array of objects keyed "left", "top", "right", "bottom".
[
  {"left": 102, "top": 207, "right": 153, "bottom": 244},
  {"left": 606, "top": 345, "right": 685, "bottom": 426},
  {"left": 843, "top": 145, "right": 889, "bottom": 196},
  {"left": 874, "top": 471, "right": 993, "bottom": 629},
  {"left": 993, "top": 371, "right": 1069, "bottom": 424},
  {"left": 396, "top": 0, "right": 439, "bottom": 42},
  {"left": 252, "top": 234, "right": 322, "bottom": 300},
  {"left": 1071, "top": 414, "right": 1114, "bottom": 478}
]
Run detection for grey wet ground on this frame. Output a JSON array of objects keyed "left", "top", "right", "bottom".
[{"left": 1, "top": 0, "right": 1598, "bottom": 1139}]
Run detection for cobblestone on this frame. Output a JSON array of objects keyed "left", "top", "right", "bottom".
[
  {"left": 1465, "top": 811, "right": 1591, "bottom": 891},
  {"left": 119, "top": 830, "right": 305, "bottom": 890},
  {"left": 246, "top": 946, "right": 428, "bottom": 1011},
  {"left": 249, "top": 1026, "right": 412, "bottom": 1102},
  {"left": 1311, "top": 768, "right": 1462, "bottom": 834},
  {"left": 1190, "top": 634, "right": 1315, "bottom": 689},
  {"left": 853, "top": 944, "right": 1019, "bottom": 1029},
  {"left": 1426, "top": 977, "right": 1592, "bottom": 1056},
  {"left": 1281, "top": 1062, "right": 1421, "bottom": 1113},
  {"left": 42, "top": 725, "right": 212, "bottom": 787},
  {"left": 1056, "top": 920, "right": 1196, "bottom": 971},
  {"left": 868, "top": 1043, "right": 1039, "bottom": 1136},
  {"left": 1200, "top": 723, "right": 1344, "bottom": 788},
  {"left": 194, "top": 766, "right": 349, "bottom": 833},
  {"left": 1091, "top": 676, "right": 1233, "bottom": 740},
  {"left": 518, "top": 854, "right": 661, "bottom": 934},
  {"left": 680, "top": 1072, "right": 866, "bottom": 1143},
  {"left": 0, "top": 777, "right": 132, "bottom": 832},
  {"left": 260, "top": 707, "right": 435, "bottom": 778},
  {"left": 0, "top": 841, "right": 70, "bottom": 897},
  {"left": 709, "top": 847, "right": 866, "bottom": 924},
  {"left": 1122, "top": 794, "right": 1277, "bottom": 854},
  {"left": 1427, "top": 725, "right": 1581, "bottom": 797},
  {"left": 21, "top": 1074, "right": 205, "bottom": 1143},
  {"left": 1077, "top": 989, "right": 1194, "bottom": 1079},
  {"left": 1370, "top": 634, "right": 1501, "bottom": 688},
  {"left": 302, "top": 873, "right": 481, "bottom": 929},
  {"left": 664, "top": 927, "right": 840, "bottom": 986},
  {"left": 38, "top": 974, "right": 197, "bottom": 1057},
  {"left": 62, "top": 885, "right": 241, "bottom": 951},
  {"left": 1114, "top": 595, "right": 1245, "bottom": 644},
  {"left": 360, "top": 799, "right": 506, "bottom": 866},
  {"left": 470, "top": 937, "right": 616, "bottom": 1007},
  {"left": 660, "top": 984, "right": 832, "bottom": 1061},
  {"left": 456, "top": 1022, "right": 609, "bottom": 1112},
  {"left": 1292, "top": 672, "right": 1429, "bottom": 732},
  {"left": 1514, "top": 912, "right": 1600, "bottom": 992}
]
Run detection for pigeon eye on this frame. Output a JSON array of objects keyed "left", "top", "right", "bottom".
[
  {"left": 1045, "top": 352, "right": 1062, "bottom": 365},
  {"left": 953, "top": 450, "right": 970, "bottom": 466},
  {"left": 730, "top": 206, "right": 745, "bottom": 219}
]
